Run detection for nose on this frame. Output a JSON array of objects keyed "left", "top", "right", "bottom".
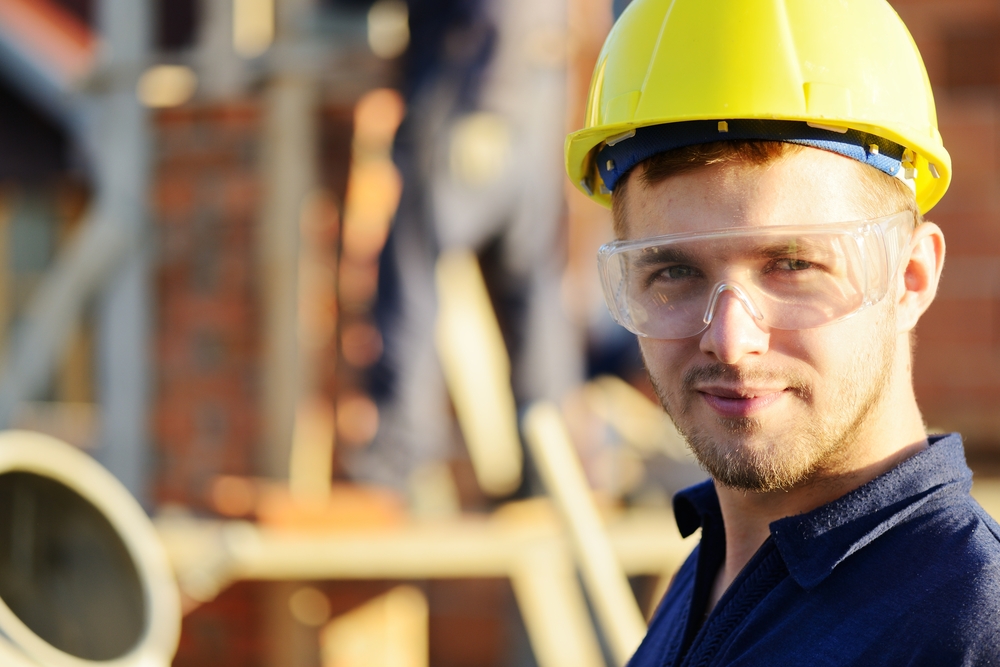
[{"left": 699, "top": 287, "right": 771, "bottom": 364}]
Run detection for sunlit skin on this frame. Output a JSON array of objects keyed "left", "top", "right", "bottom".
[{"left": 616, "top": 148, "right": 946, "bottom": 609}]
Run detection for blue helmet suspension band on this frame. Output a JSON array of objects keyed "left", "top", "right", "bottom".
[{"left": 595, "top": 119, "right": 908, "bottom": 194}]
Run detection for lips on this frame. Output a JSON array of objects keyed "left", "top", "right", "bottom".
[{"left": 697, "top": 385, "right": 787, "bottom": 418}]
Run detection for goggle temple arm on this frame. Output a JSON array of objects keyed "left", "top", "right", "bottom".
[
  {"left": 863, "top": 212, "right": 916, "bottom": 306},
  {"left": 598, "top": 249, "right": 637, "bottom": 334}
]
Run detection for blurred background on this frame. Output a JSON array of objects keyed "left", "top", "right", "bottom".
[{"left": 0, "top": 0, "right": 998, "bottom": 665}]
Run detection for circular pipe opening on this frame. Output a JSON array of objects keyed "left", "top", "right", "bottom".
[{"left": 0, "top": 471, "right": 146, "bottom": 661}]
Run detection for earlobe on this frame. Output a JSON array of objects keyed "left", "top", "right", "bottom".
[{"left": 896, "top": 222, "right": 945, "bottom": 333}]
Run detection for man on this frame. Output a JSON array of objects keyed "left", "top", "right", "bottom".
[{"left": 566, "top": 0, "right": 1000, "bottom": 664}]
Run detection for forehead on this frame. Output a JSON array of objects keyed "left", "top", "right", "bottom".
[{"left": 618, "top": 147, "right": 872, "bottom": 241}]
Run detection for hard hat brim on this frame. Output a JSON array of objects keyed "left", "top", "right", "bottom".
[{"left": 567, "top": 116, "right": 951, "bottom": 215}]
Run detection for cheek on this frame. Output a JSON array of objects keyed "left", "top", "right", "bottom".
[
  {"left": 639, "top": 319, "right": 881, "bottom": 389},
  {"left": 778, "top": 315, "right": 885, "bottom": 385},
  {"left": 767, "top": 329, "right": 848, "bottom": 387},
  {"left": 768, "top": 329, "right": 823, "bottom": 367},
  {"left": 638, "top": 339, "right": 690, "bottom": 385},
  {"left": 637, "top": 339, "right": 657, "bottom": 372}
]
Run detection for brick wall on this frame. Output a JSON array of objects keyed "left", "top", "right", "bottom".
[
  {"left": 152, "top": 103, "right": 262, "bottom": 508},
  {"left": 892, "top": 0, "right": 1000, "bottom": 453}
]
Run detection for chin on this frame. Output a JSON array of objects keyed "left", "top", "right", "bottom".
[{"left": 682, "top": 420, "right": 828, "bottom": 493}]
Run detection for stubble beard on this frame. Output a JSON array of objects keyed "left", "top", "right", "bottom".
[{"left": 646, "top": 306, "right": 897, "bottom": 493}]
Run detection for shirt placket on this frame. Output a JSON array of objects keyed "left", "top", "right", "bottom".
[{"left": 676, "top": 539, "right": 788, "bottom": 667}]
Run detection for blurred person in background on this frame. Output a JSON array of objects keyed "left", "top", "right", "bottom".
[
  {"left": 358, "top": 0, "right": 579, "bottom": 493},
  {"left": 567, "top": 0, "right": 1000, "bottom": 664}
]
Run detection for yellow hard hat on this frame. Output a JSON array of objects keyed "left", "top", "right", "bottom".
[{"left": 566, "top": 0, "right": 951, "bottom": 214}]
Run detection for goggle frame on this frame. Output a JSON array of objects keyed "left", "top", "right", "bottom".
[{"left": 597, "top": 211, "right": 916, "bottom": 339}]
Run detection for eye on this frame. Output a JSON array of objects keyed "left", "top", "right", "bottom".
[
  {"left": 770, "top": 258, "right": 814, "bottom": 272},
  {"left": 661, "top": 264, "right": 701, "bottom": 279},
  {"left": 644, "top": 264, "right": 703, "bottom": 288}
]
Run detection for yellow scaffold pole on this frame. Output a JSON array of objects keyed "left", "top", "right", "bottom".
[{"left": 523, "top": 402, "right": 647, "bottom": 666}]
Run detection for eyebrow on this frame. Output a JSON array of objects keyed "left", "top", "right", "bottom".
[
  {"left": 629, "top": 236, "right": 832, "bottom": 269},
  {"left": 745, "top": 238, "right": 826, "bottom": 259},
  {"left": 747, "top": 237, "right": 829, "bottom": 259},
  {"left": 632, "top": 246, "right": 697, "bottom": 269}
]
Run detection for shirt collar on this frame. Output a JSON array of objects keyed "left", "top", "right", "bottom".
[
  {"left": 673, "top": 477, "right": 719, "bottom": 539},
  {"left": 672, "top": 433, "right": 972, "bottom": 590}
]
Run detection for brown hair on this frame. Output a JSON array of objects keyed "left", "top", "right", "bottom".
[{"left": 610, "top": 141, "right": 922, "bottom": 237}]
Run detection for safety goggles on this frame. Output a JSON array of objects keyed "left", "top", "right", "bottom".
[{"left": 598, "top": 211, "right": 914, "bottom": 339}]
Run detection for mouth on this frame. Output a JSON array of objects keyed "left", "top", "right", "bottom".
[{"left": 696, "top": 385, "right": 788, "bottom": 418}]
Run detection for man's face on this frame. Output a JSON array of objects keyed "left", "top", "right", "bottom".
[{"left": 619, "top": 148, "right": 900, "bottom": 492}]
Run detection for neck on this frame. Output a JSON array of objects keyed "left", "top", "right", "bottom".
[{"left": 707, "top": 364, "right": 928, "bottom": 609}]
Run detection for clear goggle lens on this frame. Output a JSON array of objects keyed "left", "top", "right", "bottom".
[{"left": 598, "top": 211, "right": 914, "bottom": 340}]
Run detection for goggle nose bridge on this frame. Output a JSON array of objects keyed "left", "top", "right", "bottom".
[{"left": 702, "top": 281, "right": 766, "bottom": 328}]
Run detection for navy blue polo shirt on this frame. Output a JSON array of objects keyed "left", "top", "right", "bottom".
[{"left": 630, "top": 434, "right": 1000, "bottom": 667}]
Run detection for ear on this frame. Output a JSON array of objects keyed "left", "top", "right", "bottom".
[{"left": 896, "top": 221, "right": 945, "bottom": 333}]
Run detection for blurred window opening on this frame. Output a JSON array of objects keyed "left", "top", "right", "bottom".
[
  {"left": 0, "top": 471, "right": 146, "bottom": 661},
  {"left": 0, "top": 79, "right": 70, "bottom": 182},
  {"left": 156, "top": 0, "right": 199, "bottom": 51}
]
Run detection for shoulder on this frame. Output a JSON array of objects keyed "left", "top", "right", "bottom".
[
  {"left": 912, "top": 493, "right": 1000, "bottom": 572},
  {"left": 969, "top": 497, "right": 1000, "bottom": 544},
  {"left": 786, "top": 492, "right": 1000, "bottom": 664},
  {"left": 888, "top": 491, "right": 1000, "bottom": 589},
  {"left": 940, "top": 497, "right": 1000, "bottom": 612},
  {"left": 880, "top": 494, "right": 1000, "bottom": 657}
]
